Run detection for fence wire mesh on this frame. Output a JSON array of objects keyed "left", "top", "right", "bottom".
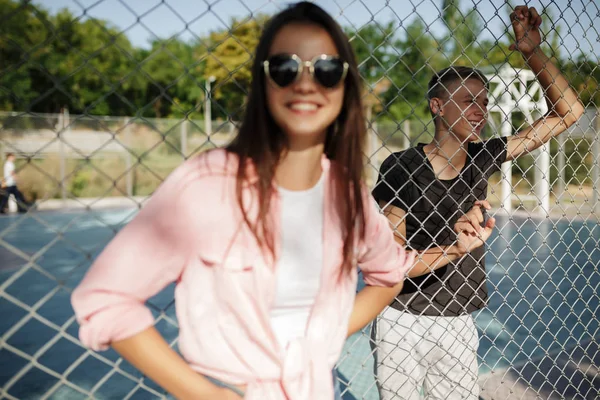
[{"left": 0, "top": 0, "right": 599, "bottom": 399}]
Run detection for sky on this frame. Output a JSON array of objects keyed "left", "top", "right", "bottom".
[{"left": 34, "top": 0, "right": 599, "bottom": 59}]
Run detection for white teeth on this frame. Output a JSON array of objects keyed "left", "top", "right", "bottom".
[{"left": 290, "top": 103, "right": 318, "bottom": 111}]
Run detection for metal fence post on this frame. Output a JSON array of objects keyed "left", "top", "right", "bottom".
[
  {"left": 60, "top": 107, "right": 68, "bottom": 205},
  {"left": 181, "top": 119, "right": 188, "bottom": 158},
  {"left": 534, "top": 143, "right": 551, "bottom": 216},
  {"left": 124, "top": 117, "right": 133, "bottom": 198},
  {"left": 593, "top": 109, "right": 600, "bottom": 215},
  {"left": 402, "top": 119, "right": 411, "bottom": 149},
  {"left": 500, "top": 107, "right": 513, "bottom": 213},
  {"left": 556, "top": 133, "right": 565, "bottom": 203}
]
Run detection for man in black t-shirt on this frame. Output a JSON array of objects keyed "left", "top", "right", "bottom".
[{"left": 371, "top": 5, "right": 584, "bottom": 400}]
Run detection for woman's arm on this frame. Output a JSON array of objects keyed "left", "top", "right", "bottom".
[
  {"left": 346, "top": 281, "right": 403, "bottom": 337},
  {"left": 111, "top": 328, "right": 239, "bottom": 400},
  {"left": 71, "top": 162, "right": 237, "bottom": 399},
  {"left": 347, "top": 194, "right": 416, "bottom": 337}
]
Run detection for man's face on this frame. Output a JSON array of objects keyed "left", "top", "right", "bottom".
[{"left": 436, "top": 78, "right": 489, "bottom": 143}]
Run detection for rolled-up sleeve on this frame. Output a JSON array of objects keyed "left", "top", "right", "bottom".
[
  {"left": 358, "top": 190, "right": 415, "bottom": 287},
  {"left": 71, "top": 164, "right": 195, "bottom": 351}
]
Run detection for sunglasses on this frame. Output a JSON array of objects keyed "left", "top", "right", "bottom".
[{"left": 263, "top": 54, "right": 349, "bottom": 89}]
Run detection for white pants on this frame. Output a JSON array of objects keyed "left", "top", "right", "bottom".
[{"left": 372, "top": 307, "right": 480, "bottom": 400}]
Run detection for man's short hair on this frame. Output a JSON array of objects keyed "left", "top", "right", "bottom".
[
  {"left": 427, "top": 66, "right": 489, "bottom": 101},
  {"left": 6, "top": 153, "right": 14, "bottom": 158}
]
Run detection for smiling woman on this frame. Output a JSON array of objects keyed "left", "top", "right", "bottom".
[
  {"left": 264, "top": 25, "right": 347, "bottom": 152},
  {"left": 69, "top": 2, "right": 415, "bottom": 400}
]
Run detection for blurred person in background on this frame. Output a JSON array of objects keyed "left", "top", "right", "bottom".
[{"left": 1, "top": 153, "right": 30, "bottom": 214}]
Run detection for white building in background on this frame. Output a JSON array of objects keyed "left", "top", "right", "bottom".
[{"left": 484, "top": 64, "right": 599, "bottom": 217}]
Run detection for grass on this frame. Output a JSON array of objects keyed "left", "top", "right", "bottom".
[{"left": 4, "top": 120, "right": 595, "bottom": 209}]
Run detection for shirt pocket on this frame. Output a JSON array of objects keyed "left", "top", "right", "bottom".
[
  {"left": 196, "top": 224, "right": 264, "bottom": 272},
  {"left": 197, "top": 246, "right": 266, "bottom": 308},
  {"left": 198, "top": 249, "right": 256, "bottom": 272}
]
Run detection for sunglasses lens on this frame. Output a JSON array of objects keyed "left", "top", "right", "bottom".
[
  {"left": 314, "top": 58, "right": 346, "bottom": 88},
  {"left": 267, "top": 55, "right": 299, "bottom": 87}
]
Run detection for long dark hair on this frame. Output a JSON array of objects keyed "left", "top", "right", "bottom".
[{"left": 227, "top": 1, "right": 367, "bottom": 274}]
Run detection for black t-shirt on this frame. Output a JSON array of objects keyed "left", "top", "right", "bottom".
[{"left": 372, "top": 137, "right": 507, "bottom": 316}]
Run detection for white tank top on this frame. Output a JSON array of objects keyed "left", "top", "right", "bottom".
[{"left": 270, "top": 173, "right": 324, "bottom": 351}]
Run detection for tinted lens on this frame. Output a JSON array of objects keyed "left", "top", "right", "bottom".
[
  {"left": 266, "top": 55, "right": 299, "bottom": 87},
  {"left": 314, "top": 58, "right": 345, "bottom": 88}
]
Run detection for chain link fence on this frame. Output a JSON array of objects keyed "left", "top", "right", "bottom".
[{"left": 1, "top": 0, "right": 599, "bottom": 399}]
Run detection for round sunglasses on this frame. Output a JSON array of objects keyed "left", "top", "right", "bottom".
[{"left": 263, "top": 54, "right": 349, "bottom": 89}]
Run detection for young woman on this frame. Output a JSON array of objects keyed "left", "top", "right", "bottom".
[{"left": 71, "top": 2, "right": 415, "bottom": 399}]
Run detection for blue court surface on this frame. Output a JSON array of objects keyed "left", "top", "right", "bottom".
[{"left": 0, "top": 209, "right": 598, "bottom": 399}]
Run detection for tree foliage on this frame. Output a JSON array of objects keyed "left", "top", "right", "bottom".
[
  {"left": 204, "top": 15, "right": 268, "bottom": 120},
  {"left": 0, "top": 0, "right": 595, "bottom": 122}
]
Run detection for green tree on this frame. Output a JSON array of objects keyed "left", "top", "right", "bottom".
[
  {"left": 561, "top": 54, "right": 599, "bottom": 107},
  {"left": 204, "top": 15, "right": 269, "bottom": 120},
  {"left": 346, "top": 21, "right": 397, "bottom": 83},
  {"left": 346, "top": 18, "right": 444, "bottom": 124},
  {"left": 386, "top": 18, "right": 445, "bottom": 122},
  {"left": 440, "top": 0, "right": 484, "bottom": 64},
  {"left": 137, "top": 38, "right": 203, "bottom": 118},
  {"left": 0, "top": 0, "right": 51, "bottom": 111},
  {"left": 346, "top": 21, "right": 398, "bottom": 124},
  {"left": 1, "top": 0, "right": 142, "bottom": 115},
  {"left": 47, "top": 11, "right": 141, "bottom": 115}
]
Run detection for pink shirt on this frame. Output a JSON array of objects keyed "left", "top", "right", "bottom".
[{"left": 71, "top": 149, "right": 413, "bottom": 400}]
